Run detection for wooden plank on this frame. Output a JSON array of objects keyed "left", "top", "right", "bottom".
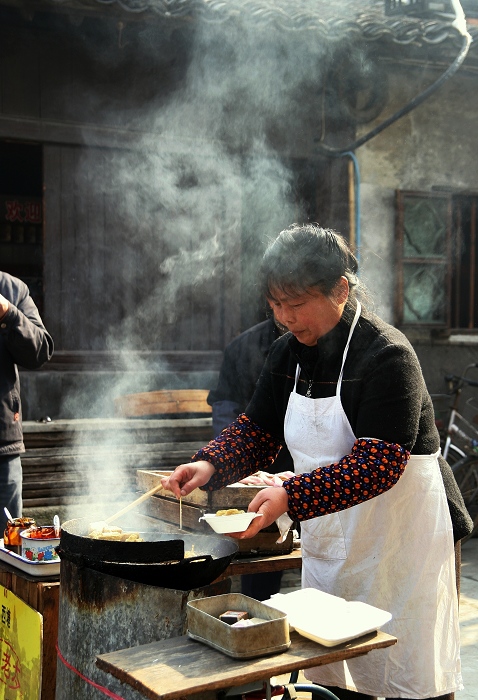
[
  {"left": 115, "top": 390, "right": 212, "bottom": 418},
  {"left": 96, "top": 630, "right": 397, "bottom": 700},
  {"left": 137, "top": 470, "right": 268, "bottom": 510},
  {"left": 38, "top": 350, "right": 222, "bottom": 372},
  {"left": 140, "top": 497, "right": 209, "bottom": 532},
  {"left": 21, "top": 441, "right": 203, "bottom": 460},
  {"left": 234, "top": 530, "right": 294, "bottom": 557},
  {"left": 220, "top": 550, "right": 302, "bottom": 578},
  {"left": 23, "top": 495, "right": 100, "bottom": 507},
  {"left": 60, "top": 146, "right": 80, "bottom": 349},
  {"left": 38, "top": 583, "right": 60, "bottom": 700},
  {"left": 43, "top": 144, "right": 63, "bottom": 343},
  {"left": 23, "top": 417, "right": 213, "bottom": 441}
]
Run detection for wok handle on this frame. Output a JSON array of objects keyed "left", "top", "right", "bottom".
[{"left": 104, "top": 482, "right": 164, "bottom": 525}]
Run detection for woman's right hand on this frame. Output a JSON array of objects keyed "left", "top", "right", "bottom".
[{"left": 161, "top": 461, "right": 216, "bottom": 499}]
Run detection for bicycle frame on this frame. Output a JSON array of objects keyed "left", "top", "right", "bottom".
[{"left": 432, "top": 363, "right": 478, "bottom": 462}]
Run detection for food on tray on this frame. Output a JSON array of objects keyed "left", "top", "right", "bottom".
[
  {"left": 231, "top": 617, "right": 266, "bottom": 628},
  {"left": 219, "top": 610, "right": 249, "bottom": 625},
  {"left": 25, "top": 526, "right": 58, "bottom": 540},
  {"left": 237, "top": 470, "right": 295, "bottom": 487},
  {"left": 88, "top": 523, "right": 144, "bottom": 542},
  {"left": 215, "top": 509, "right": 245, "bottom": 517}
]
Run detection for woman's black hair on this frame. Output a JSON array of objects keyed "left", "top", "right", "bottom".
[{"left": 259, "top": 223, "right": 359, "bottom": 300}]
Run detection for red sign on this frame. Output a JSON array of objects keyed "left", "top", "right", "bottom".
[{"left": 1, "top": 197, "right": 42, "bottom": 225}]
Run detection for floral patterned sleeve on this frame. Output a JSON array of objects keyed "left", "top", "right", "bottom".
[
  {"left": 283, "top": 438, "right": 409, "bottom": 521},
  {"left": 193, "top": 414, "right": 282, "bottom": 490},
  {"left": 193, "top": 416, "right": 409, "bottom": 519}
]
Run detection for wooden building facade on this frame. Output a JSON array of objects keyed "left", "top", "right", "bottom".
[{"left": 1, "top": 0, "right": 478, "bottom": 419}]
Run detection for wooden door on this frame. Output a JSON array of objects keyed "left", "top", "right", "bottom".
[{"left": 43, "top": 143, "right": 242, "bottom": 352}]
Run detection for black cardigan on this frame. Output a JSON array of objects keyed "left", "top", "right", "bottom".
[{"left": 246, "top": 301, "right": 473, "bottom": 542}]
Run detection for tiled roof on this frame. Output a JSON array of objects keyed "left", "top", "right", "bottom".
[
  {"left": 7, "top": 0, "right": 478, "bottom": 56},
  {"left": 42, "top": 0, "right": 473, "bottom": 35}
]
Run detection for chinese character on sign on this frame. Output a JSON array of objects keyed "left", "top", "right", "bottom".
[
  {"left": 5, "top": 201, "right": 23, "bottom": 223},
  {"left": 0, "top": 606, "right": 10, "bottom": 629},
  {"left": 0, "top": 639, "right": 21, "bottom": 691},
  {"left": 4, "top": 199, "right": 42, "bottom": 224},
  {"left": 23, "top": 201, "right": 42, "bottom": 224}
]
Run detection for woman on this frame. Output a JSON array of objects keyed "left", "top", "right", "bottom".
[{"left": 163, "top": 224, "right": 472, "bottom": 700}]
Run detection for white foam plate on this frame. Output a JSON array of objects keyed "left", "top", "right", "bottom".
[
  {"left": 0, "top": 540, "right": 60, "bottom": 577},
  {"left": 263, "top": 588, "right": 392, "bottom": 647},
  {"left": 199, "top": 512, "right": 263, "bottom": 534}
]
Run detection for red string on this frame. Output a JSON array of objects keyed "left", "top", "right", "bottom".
[{"left": 56, "top": 642, "right": 126, "bottom": 700}]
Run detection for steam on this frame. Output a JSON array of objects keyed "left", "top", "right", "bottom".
[{"left": 59, "top": 2, "right": 333, "bottom": 515}]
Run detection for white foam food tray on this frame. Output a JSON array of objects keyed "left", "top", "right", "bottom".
[
  {"left": 199, "top": 512, "right": 263, "bottom": 534},
  {"left": 0, "top": 541, "right": 60, "bottom": 577},
  {"left": 263, "top": 588, "right": 392, "bottom": 647}
]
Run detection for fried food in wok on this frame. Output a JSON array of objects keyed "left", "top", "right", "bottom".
[{"left": 88, "top": 521, "right": 144, "bottom": 542}]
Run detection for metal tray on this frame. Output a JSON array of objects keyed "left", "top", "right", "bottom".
[
  {"left": 0, "top": 541, "right": 60, "bottom": 577},
  {"left": 187, "top": 593, "right": 290, "bottom": 659}
]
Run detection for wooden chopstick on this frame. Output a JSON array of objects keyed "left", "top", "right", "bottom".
[{"left": 104, "top": 482, "right": 164, "bottom": 525}]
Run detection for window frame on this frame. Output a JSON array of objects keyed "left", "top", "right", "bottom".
[{"left": 395, "top": 189, "right": 453, "bottom": 330}]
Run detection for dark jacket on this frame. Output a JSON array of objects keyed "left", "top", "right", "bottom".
[
  {"left": 246, "top": 301, "right": 473, "bottom": 542},
  {"left": 0, "top": 272, "right": 54, "bottom": 455},
  {"left": 208, "top": 317, "right": 293, "bottom": 472}
]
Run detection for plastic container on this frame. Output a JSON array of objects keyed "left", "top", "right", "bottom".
[
  {"left": 199, "top": 512, "right": 262, "bottom": 534},
  {"left": 263, "top": 588, "right": 392, "bottom": 647},
  {"left": 20, "top": 526, "right": 60, "bottom": 562},
  {"left": 187, "top": 592, "right": 290, "bottom": 658}
]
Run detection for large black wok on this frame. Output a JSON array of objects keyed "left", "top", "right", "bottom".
[{"left": 58, "top": 518, "right": 238, "bottom": 590}]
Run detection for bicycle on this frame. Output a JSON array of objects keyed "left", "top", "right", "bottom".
[{"left": 431, "top": 363, "right": 478, "bottom": 538}]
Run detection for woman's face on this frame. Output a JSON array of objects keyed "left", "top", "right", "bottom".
[{"left": 268, "top": 279, "right": 349, "bottom": 347}]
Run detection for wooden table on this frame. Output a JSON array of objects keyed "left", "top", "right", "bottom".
[{"left": 97, "top": 629, "right": 397, "bottom": 700}]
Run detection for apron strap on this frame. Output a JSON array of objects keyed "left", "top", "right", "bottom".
[
  {"left": 336, "top": 301, "right": 361, "bottom": 396},
  {"left": 293, "top": 301, "right": 362, "bottom": 396}
]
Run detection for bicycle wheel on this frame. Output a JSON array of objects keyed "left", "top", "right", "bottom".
[
  {"left": 452, "top": 455, "right": 478, "bottom": 539},
  {"left": 443, "top": 443, "right": 466, "bottom": 466}
]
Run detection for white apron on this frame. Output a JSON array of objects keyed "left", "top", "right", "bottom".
[{"left": 284, "top": 303, "right": 462, "bottom": 699}]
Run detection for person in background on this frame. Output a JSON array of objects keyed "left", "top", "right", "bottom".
[
  {"left": 0, "top": 272, "right": 54, "bottom": 532},
  {"left": 164, "top": 223, "right": 472, "bottom": 700},
  {"left": 208, "top": 314, "right": 294, "bottom": 600}
]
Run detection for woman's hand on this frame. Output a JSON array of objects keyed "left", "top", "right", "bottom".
[
  {"left": 228, "top": 486, "right": 289, "bottom": 540},
  {"left": 161, "top": 461, "right": 215, "bottom": 498}
]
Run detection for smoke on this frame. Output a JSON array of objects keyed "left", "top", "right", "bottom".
[{"left": 57, "top": 2, "right": 332, "bottom": 514}]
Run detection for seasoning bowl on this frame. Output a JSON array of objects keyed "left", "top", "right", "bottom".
[
  {"left": 199, "top": 512, "right": 262, "bottom": 534},
  {"left": 20, "top": 526, "right": 60, "bottom": 562}
]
